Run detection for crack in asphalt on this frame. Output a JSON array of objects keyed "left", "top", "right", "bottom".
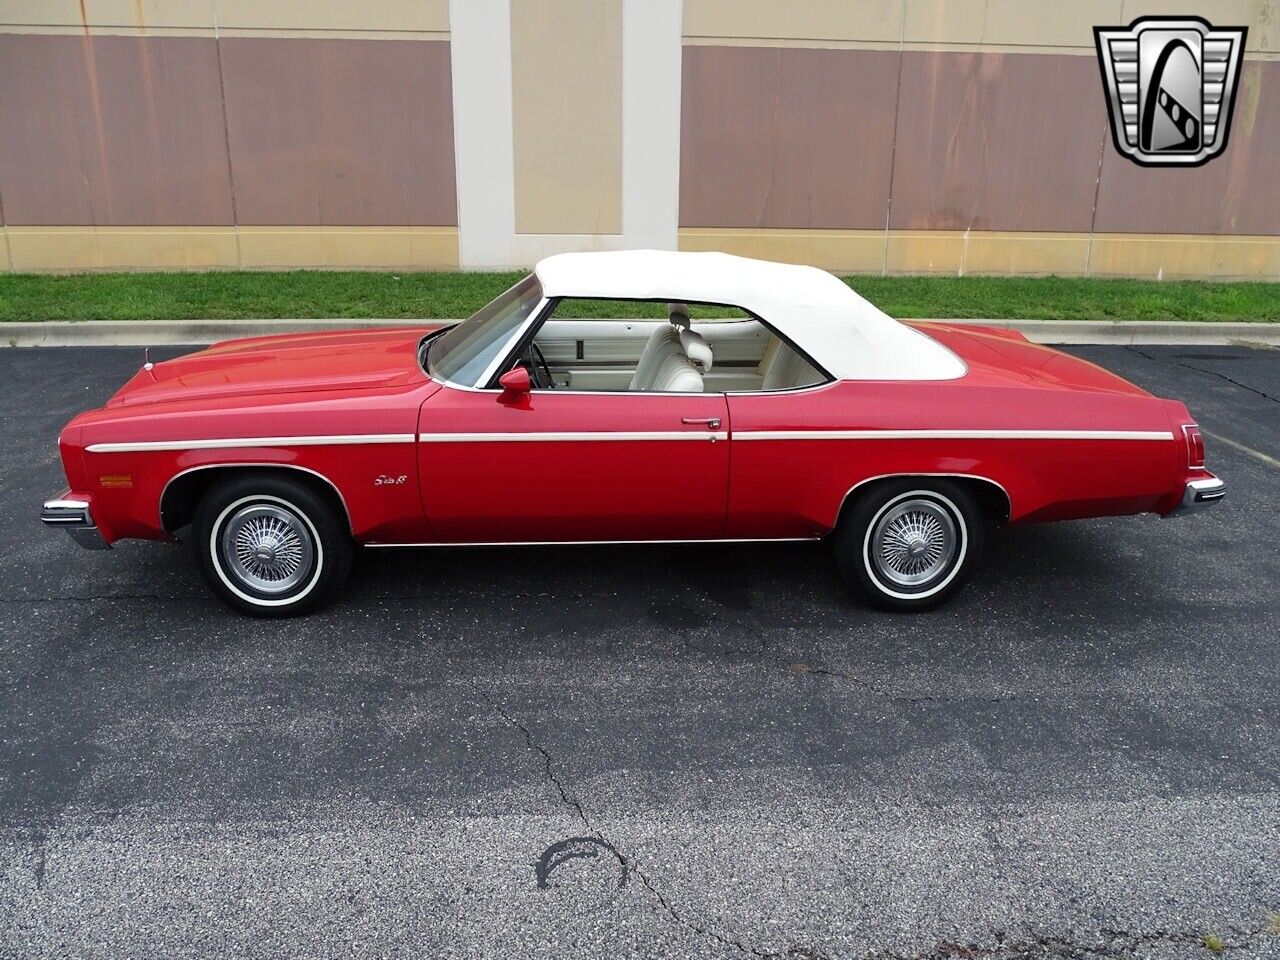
[
  {"left": 738, "top": 620, "right": 1017, "bottom": 706},
  {"left": 856, "top": 923, "right": 1273, "bottom": 958},
  {"left": 0, "top": 593, "right": 205, "bottom": 604},
  {"left": 474, "top": 683, "right": 1271, "bottom": 960},
  {"left": 476, "top": 626, "right": 1012, "bottom": 960},
  {"left": 477, "top": 687, "right": 773, "bottom": 959},
  {"left": 793, "top": 663, "right": 1017, "bottom": 705},
  {"left": 478, "top": 689, "right": 594, "bottom": 832},
  {"left": 1125, "top": 346, "right": 1280, "bottom": 405}
]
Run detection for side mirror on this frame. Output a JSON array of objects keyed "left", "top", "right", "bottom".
[{"left": 498, "top": 366, "right": 532, "bottom": 395}]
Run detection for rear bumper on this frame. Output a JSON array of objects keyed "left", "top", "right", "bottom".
[
  {"left": 41, "top": 493, "right": 111, "bottom": 550},
  {"left": 1166, "top": 476, "right": 1226, "bottom": 517}
]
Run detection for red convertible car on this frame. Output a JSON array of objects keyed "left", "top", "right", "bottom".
[{"left": 43, "top": 251, "right": 1223, "bottom": 616}]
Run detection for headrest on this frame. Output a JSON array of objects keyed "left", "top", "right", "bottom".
[
  {"left": 679, "top": 328, "right": 713, "bottom": 372},
  {"left": 668, "top": 302, "right": 690, "bottom": 329}
]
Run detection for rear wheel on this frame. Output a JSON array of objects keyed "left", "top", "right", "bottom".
[
  {"left": 193, "top": 475, "right": 351, "bottom": 617},
  {"left": 834, "top": 479, "right": 983, "bottom": 612}
]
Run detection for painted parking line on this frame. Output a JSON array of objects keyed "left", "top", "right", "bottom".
[{"left": 1203, "top": 429, "right": 1280, "bottom": 470}]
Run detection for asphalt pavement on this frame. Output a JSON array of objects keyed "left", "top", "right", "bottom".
[{"left": 1, "top": 345, "right": 1277, "bottom": 959}]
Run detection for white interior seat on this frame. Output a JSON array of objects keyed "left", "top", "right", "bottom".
[
  {"left": 650, "top": 349, "right": 704, "bottom": 392},
  {"left": 759, "top": 337, "right": 823, "bottom": 390},
  {"left": 631, "top": 329, "right": 704, "bottom": 392},
  {"left": 629, "top": 304, "right": 710, "bottom": 392},
  {"left": 628, "top": 325, "right": 680, "bottom": 391}
]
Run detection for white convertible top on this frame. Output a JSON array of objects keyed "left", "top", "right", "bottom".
[{"left": 534, "top": 250, "right": 965, "bottom": 381}]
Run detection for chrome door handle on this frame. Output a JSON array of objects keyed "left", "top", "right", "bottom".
[{"left": 681, "top": 417, "right": 721, "bottom": 429}]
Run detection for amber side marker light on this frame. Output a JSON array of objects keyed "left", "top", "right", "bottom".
[
  {"left": 1183, "top": 425, "right": 1205, "bottom": 468},
  {"left": 98, "top": 474, "right": 134, "bottom": 489}
]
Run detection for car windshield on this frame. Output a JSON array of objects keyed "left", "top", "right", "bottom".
[{"left": 426, "top": 275, "right": 543, "bottom": 387}]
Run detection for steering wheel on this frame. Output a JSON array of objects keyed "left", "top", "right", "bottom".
[{"left": 529, "top": 341, "right": 555, "bottom": 390}]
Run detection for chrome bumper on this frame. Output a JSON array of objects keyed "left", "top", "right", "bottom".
[
  {"left": 41, "top": 496, "right": 111, "bottom": 550},
  {"left": 1167, "top": 476, "right": 1226, "bottom": 517}
]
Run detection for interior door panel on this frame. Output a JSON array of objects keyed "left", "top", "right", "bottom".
[
  {"left": 535, "top": 319, "right": 770, "bottom": 366},
  {"left": 534, "top": 318, "right": 772, "bottom": 391}
]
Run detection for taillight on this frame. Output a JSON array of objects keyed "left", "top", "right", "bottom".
[{"left": 1183, "top": 424, "right": 1205, "bottom": 468}]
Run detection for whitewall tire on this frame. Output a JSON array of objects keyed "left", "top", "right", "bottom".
[
  {"left": 834, "top": 479, "right": 983, "bottom": 612},
  {"left": 193, "top": 475, "right": 351, "bottom": 617}
]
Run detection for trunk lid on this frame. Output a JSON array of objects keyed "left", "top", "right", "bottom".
[{"left": 907, "top": 322, "right": 1152, "bottom": 396}]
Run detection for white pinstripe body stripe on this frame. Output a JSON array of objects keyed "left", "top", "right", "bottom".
[{"left": 86, "top": 428, "right": 1174, "bottom": 453}]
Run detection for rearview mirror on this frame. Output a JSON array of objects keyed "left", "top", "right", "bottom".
[{"left": 498, "top": 366, "right": 531, "bottom": 395}]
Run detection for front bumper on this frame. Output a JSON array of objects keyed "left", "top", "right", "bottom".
[
  {"left": 1166, "top": 476, "right": 1226, "bottom": 517},
  {"left": 41, "top": 494, "right": 111, "bottom": 550}
]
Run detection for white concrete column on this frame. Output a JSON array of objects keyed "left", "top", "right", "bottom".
[
  {"left": 620, "top": 0, "right": 683, "bottom": 252},
  {"left": 448, "top": 0, "right": 516, "bottom": 268},
  {"left": 449, "top": 0, "right": 683, "bottom": 269}
]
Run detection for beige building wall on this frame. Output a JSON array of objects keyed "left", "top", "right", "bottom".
[
  {"left": 0, "top": 0, "right": 450, "bottom": 37},
  {"left": 679, "top": 0, "right": 1280, "bottom": 278},
  {"left": 448, "top": 0, "right": 682, "bottom": 268},
  {"left": 683, "top": 0, "right": 1280, "bottom": 54},
  {"left": 1, "top": 0, "right": 1278, "bottom": 277},
  {"left": 0, "top": 1, "right": 459, "bottom": 270},
  {"left": 510, "top": 0, "right": 622, "bottom": 235}
]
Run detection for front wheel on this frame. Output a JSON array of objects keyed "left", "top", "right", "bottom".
[
  {"left": 834, "top": 479, "right": 984, "bottom": 612},
  {"left": 193, "top": 475, "right": 352, "bottom": 617}
]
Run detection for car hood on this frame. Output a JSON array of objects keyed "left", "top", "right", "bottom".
[
  {"left": 906, "top": 322, "right": 1152, "bottom": 396},
  {"left": 105, "top": 326, "right": 446, "bottom": 407}
]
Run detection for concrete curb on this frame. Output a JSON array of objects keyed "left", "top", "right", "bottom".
[
  {"left": 2, "top": 317, "right": 1278, "bottom": 347},
  {"left": 945, "top": 318, "right": 1280, "bottom": 346},
  {"left": 0, "top": 318, "right": 410, "bottom": 347}
]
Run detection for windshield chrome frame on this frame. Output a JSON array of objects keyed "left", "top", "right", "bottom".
[
  {"left": 472, "top": 296, "right": 554, "bottom": 389},
  {"left": 425, "top": 275, "right": 548, "bottom": 390}
]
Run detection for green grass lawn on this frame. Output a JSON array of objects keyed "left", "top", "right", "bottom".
[{"left": 0, "top": 270, "right": 1277, "bottom": 323}]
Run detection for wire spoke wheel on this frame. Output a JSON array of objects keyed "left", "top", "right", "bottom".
[
  {"left": 219, "top": 503, "right": 315, "bottom": 595},
  {"left": 870, "top": 498, "right": 958, "bottom": 589},
  {"left": 837, "top": 481, "right": 982, "bottom": 612}
]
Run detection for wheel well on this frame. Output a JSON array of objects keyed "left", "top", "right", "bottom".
[
  {"left": 160, "top": 466, "right": 352, "bottom": 536},
  {"left": 836, "top": 475, "right": 1011, "bottom": 530}
]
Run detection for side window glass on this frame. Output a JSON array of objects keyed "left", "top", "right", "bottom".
[
  {"left": 528, "top": 300, "right": 729, "bottom": 393},
  {"left": 512, "top": 298, "right": 825, "bottom": 394},
  {"left": 756, "top": 336, "right": 826, "bottom": 392}
]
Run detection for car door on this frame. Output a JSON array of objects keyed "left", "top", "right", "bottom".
[{"left": 417, "top": 384, "right": 730, "bottom": 542}]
